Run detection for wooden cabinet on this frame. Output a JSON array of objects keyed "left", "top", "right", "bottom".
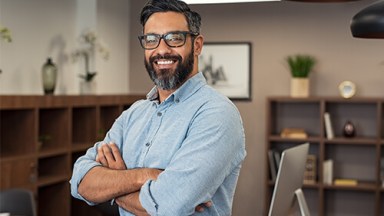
[
  {"left": 264, "top": 97, "right": 384, "bottom": 216},
  {"left": 0, "top": 95, "right": 144, "bottom": 216}
]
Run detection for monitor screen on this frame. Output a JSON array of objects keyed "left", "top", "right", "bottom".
[{"left": 268, "top": 143, "right": 310, "bottom": 216}]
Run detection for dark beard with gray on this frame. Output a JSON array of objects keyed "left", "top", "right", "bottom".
[{"left": 145, "top": 50, "right": 194, "bottom": 90}]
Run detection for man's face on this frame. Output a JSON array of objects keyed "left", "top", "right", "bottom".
[{"left": 143, "top": 12, "right": 196, "bottom": 90}]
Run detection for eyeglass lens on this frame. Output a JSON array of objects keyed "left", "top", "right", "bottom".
[{"left": 140, "top": 32, "right": 187, "bottom": 49}]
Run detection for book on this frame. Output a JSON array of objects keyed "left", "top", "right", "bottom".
[
  {"left": 280, "top": 128, "right": 308, "bottom": 139},
  {"left": 334, "top": 178, "right": 358, "bottom": 186},
  {"left": 323, "top": 159, "right": 333, "bottom": 185},
  {"left": 268, "top": 150, "right": 277, "bottom": 182},
  {"left": 304, "top": 154, "right": 317, "bottom": 184},
  {"left": 324, "top": 112, "right": 334, "bottom": 139},
  {"left": 381, "top": 157, "right": 384, "bottom": 188}
]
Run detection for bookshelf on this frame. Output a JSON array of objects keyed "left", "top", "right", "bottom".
[
  {"left": 0, "top": 95, "right": 144, "bottom": 216},
  {"left": 264, "top": 97, "right": 384, "bottom": 216}
]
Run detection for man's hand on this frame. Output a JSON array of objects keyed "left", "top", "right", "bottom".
[
  {"left": 96, "top": 142, "right": 126, "bottom": 170},
  {"left": 195, "top": 201, "right": 213, "bottom": 213}
]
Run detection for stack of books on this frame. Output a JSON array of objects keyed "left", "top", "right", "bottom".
[{"left": 280, "top": 128, "right": 308, "bottom": 139}]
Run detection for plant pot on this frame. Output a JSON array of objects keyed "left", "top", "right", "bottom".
[
  {"left": 80, "top": 80, "right": 96, "bottom": 95},
  {"left": 290, "top": 78, "right": 309, "bottom": 98}
]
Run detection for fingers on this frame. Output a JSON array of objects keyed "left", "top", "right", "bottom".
[
  {"left": 109, "top": 142, "right": 122, "bottom": 162},
  {"left": 194, "top": 201, "right": 213, "bottom": 212},
  {"left": 97, "top": 144, "right": 109, "bottom": 167},
  {"left": 96, "top": 142, "right": 116, "bottom": 166},
  {"left": 102, "top": 143, "right": 116, "bottom": 161},
  {"left": 204, "top": 201, "right": 212, "bottom": 208},
  {"left": 97, "top": 142, "right": 126, "bottom": 170}
]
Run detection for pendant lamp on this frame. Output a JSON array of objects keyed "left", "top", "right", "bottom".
[{"left": 350, "top": 0, "right": 384, "bottom": 38}]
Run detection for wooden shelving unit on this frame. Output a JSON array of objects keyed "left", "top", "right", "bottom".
[
  {"left": 0, "top": 95, "right": 144, "bottom": 216},
  {"left": 264, "top": 96, "right": 384, "bottom": 216}
]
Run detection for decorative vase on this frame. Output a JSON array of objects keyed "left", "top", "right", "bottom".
[
  {"left": 343, "top": 120, "right": 355, "bottom": 138},
  {"left": 290, "top": 77, "right": 309, "bottom": 98},
  {"left": 80, "top": 80, "right": 96, "bottom": 95},
  {"left": 42, "top": 58, "right": 57, "bottom": 94}
]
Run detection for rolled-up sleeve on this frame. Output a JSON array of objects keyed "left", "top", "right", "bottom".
[{"left": 70, "top": 145, "right": 101, "bottom": 205}]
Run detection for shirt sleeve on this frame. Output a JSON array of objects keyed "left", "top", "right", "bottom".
[{"left": 139, "top": 101, "right": 246, "bottom": 215}]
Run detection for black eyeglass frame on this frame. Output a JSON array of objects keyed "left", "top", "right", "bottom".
[{"left": 138, "top": 31, "right": 199, "bottom": 50}]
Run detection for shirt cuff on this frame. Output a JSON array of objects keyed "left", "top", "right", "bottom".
[
  {"left": 70, "top": 162, "right": 100, "bottom": 205},
  {"left": 139, "top": 180, "right": 158, "bottom": 215}
]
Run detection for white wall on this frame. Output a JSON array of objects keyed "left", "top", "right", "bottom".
[{"left": 0, "top": 0, "right": 130, "bottom": 95}]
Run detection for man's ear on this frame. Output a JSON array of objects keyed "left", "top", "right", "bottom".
[{"left": 194, "top": 35, "right": 204, "bottom": 56}]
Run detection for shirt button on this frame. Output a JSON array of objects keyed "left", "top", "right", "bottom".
[
  {"left": 145, "top": 142, "right": 150, "bottom": 147},
  {"left": 175, "top": 98, "right": 180, "bottom": 103},
  {"left": 157, "top": 112, "right": 162, "bottom": 117}
]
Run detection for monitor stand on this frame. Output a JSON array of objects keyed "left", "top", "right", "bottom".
[{"left": 294, "top": 188, "right": 311, "bottom": 216}]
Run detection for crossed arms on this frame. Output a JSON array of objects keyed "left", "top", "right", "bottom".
[{"left": 78, "top": 143, "right": 211, "bottom": 215}]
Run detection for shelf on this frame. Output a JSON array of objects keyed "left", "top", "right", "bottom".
[
  {"left": 37, "top": 174, "right": 69, "bottom": 187},
  {"left": 324, "top": 181, "right": 377, "bottom": 191},
  {"left": 268, "top": 135, "right": 321, "bottom": 143},
  {"left": 0, "top": 95, "right": 144, "bottom": 216},
  {"left": 324, "top": 137, "right": 377, "bottom": 145},
  {"left": 265, "top": 97, "right": 384, "bottom": 216},
  {"left": 38, "top": 147, "right": 69, "bottom": 158}
]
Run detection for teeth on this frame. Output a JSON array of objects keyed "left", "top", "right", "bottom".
[{"left": 157, "top": 60, "right": 173, "bottom": 65}]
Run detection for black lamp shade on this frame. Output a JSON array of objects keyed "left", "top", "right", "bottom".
[{"left": 350, "top": 0, "right": 384, "bottom": 38}]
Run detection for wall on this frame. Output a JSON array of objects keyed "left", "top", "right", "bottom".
[
  {"left": 128, "top": 0, "right": 383, "bottom": 215},
  {"left": 0, "top": 0, "right": 130, "bottom": 95}
]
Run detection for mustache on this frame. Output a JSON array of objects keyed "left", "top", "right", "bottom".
[{"left": 149, "top": 54, "right": 182, "bottom": 63}]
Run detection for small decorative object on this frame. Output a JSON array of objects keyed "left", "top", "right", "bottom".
[
  {"left": 338, "top": 81, "right": 356, "bottom": 98},
  {"left": 72, "top": 29, "right": 109, "bottom": 94},
  {"left": 343, "top": 120, "right": 356, "bottom": 138},
  {"left": 42, "top": 58, "right": 58, "bottom": 94},
  {"left": 304, "top": 154, "right": 317, "bottom": 184},
  {"left": 286, "top": 54, "right": 316, "bottom": 98}
]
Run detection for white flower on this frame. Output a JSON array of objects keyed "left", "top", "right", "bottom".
[{"left": 72, "top": 29, "right": 110, "bottom": 81}]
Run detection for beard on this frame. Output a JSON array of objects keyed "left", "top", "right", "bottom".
[{"left": 145, "top": 48, "right": 194, "bottom": 90}]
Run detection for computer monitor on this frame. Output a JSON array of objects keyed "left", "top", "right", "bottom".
[{"left": 268, "top": 143, "right": 310, "bottom": 216}]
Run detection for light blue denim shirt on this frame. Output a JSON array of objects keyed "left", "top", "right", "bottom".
[{"left": 70, "top": 72, "right": 246, "bottom": 216}]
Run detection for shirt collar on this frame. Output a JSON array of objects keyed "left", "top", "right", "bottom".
[{"left": 146, "top": 72, "right": 207, "bottom": 103}]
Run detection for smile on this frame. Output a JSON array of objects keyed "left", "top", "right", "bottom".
[{"left": 156, "top": 60, "right": 175, "bottom": 65}]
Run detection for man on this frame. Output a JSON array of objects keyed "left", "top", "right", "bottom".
[{"left": 70, "top": 0, "right": 246, "bottom": 215}]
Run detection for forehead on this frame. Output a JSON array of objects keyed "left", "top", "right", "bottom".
[{"left": 144, "top": 12, "right": 189, "bottom": 34}]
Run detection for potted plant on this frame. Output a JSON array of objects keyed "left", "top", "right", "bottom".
[
  {"left": 286, "top": 54, "right": 316, "bottom": 97},
  {"left": 72, "top": 30, "right": 109, "bottom": 94}
]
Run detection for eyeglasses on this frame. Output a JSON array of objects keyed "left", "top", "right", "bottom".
[{"left": 138, "top": 31, "right": 199, "bottom": 50}]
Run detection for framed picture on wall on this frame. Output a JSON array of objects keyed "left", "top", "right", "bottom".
[{"left": 199, "top": 42, "right": 252, "bottom": 101}]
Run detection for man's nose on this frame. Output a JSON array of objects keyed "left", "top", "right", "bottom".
[{"left": 155, "top": 38, "right": 172, "bottom": 55}]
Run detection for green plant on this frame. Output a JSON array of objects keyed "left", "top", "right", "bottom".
[
  {"left": 0, "top": 25, "right": 12, "bottom": 42},
  {"left": 286, "top": 55, "right": 316, "bottom": 78}
]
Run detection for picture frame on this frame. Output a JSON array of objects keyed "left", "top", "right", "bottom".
[{"left": 199, "top": 42, "right": 252, "bottom": 101}]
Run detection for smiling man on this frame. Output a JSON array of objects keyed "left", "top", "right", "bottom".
[{"left": 70, "top": 0, "right": 246, "bottom": 215}]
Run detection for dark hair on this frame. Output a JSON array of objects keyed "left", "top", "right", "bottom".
[{"left": 140, "top": 0, "right": 201, "bottom": 34}]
